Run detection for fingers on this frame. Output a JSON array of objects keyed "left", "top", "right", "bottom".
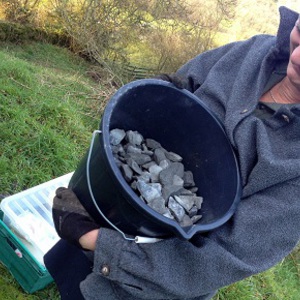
[
  {"left": 53, "top": 187, "right": 89, "bottom": 216},
  {"left": 52, "top": 187, "right": 100, "bottom": 249},
  {"left": 55, "top": 187, "right": 68, "bottom": 199},
  {"left": 154, "top": 73, "right": 187, "bottom": 89}
]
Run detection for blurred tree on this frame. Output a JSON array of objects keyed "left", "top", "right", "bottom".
[
  {"left": 5, "top": 0, "right": 287, "bottom": 76},
  {"left": 0, "top": 0, "right": 43, "bottom": 23},
  {"left": 142, "top": 0, "right": 237, "bottom": 72},
  {"left": 52, "top": 0, "right": 237, "bottom": 75},
  {"left": 53, "top": 0, "right": 145, "bottom": 59},
  {"left": 227, "top": 0, "right": 279, "bottom": 42}
]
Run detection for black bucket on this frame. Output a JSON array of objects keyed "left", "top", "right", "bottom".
[{"left": 69, "top": 79, "right": 241, "bottom": 240}]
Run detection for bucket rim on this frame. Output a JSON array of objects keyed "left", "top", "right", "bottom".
[{"left": 100, "top": 79, "right": 242, "bottom": 239}]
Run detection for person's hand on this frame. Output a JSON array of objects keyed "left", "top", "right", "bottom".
[
  {"left": 154, "top": 73, "right": 188, "bottom": 89},
  {"left": 52, "top": 187, "right": 100, "bottom": 249},
  {"left": 79, "top": 229, "right": 99, "bottom": 251}
]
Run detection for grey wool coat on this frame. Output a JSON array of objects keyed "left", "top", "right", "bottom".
[{"left": 80, "top": 6, "right": 300, "bottom": 300}]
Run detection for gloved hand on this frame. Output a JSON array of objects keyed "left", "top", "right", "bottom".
[
  {"left": 154, "top": 73, "right": 188, "bottom": 89},
  {"left": 52, "top": 187, "right": 100, "bottom": 249}
]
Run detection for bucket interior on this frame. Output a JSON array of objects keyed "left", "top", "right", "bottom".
[{"left": 102, "top": 80, "right": 240, "bottom": 230}]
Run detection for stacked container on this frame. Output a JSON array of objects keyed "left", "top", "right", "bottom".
[{"left": 0, "top": 173, "right": 73, "bottom": 293}]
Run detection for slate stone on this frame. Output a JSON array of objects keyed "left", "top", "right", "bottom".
[
  {"left": 142, "top": 149, "right": 154, "bottom": 156},
  {"left": 172, "top": 175, "right": 184, "bottom": 187},
  {"left": 142, "top": 161, "right": 157, "bottom": 170},
  {"left": 189, "top": 187, "right": 198, "bottom": 193},
  {"left": 110, "top": 128, "right": 204, "bottom": 227},
  {"left": 191, "top": 215, "right": 202, "bottom": 223},
  {"left": 174, "top": 195, "right": 195, "bottom": 212},
  {"left": 159, "top": 162, "right": 184, "bottom": 186},
  {"left": 179, "top": 188, "right": 194, "bottom": 195},
  {"left": 188, "top": 205, "right": 198, "bottom": 218},
  {"left": 126, "top": 130, "right": 144, "bottom": 145},
  {"left": 125, "top": 144, "right": 142, "bottom": 154},
  {"left": 110, "top": 128, "right": 126, "bottom": 145},
  {"left": 136, "top": 180, "right": 162, "bottom": 203},
  {"left": 153, "top": 148, "right": 167, "bottom": 164},
  {"left": 145, "top": 138, "right": 162, "bottom": 149},
  {"left": 141, "top": 144, "right": 154, "bottom": 155},
  {"left": 180, "top": 214, "right": 193, "bottom": 227},
  {"left": 159, "top": 159, "right": 170, "bottom": 170},
  {"left": 135, "top": 171, "right": 151, "bottom": 183},
  {"left": 126, "top": 152, "right": 152, "bottom": 165},
  {"left": 139, "top": 196, "right": 147, "bottom": 204},
  {"left": 113, "top": 157, "right": 123, "bottom": 168},
  {"left": 168, "top": 197, "right": 186, "bottom": 222},
  {"left": 163, "top": 209, "right": 174, "bottom": 220},
  {"left": 183, "top": 171, "right": 195, "bottom": 187},
  {"left": 111, "top": 144, "right": 123, "bottom": 154},
  {"left": 117, "top": 155, "right": 126, "bottom": 162},
  {"left": 165, "top": 151, "right": 183, "bottom": 162},
  {"left": 126, "top": 157, "right": 143, "bottom": 175},
  {"left": 194, "top": 196, "right": 203, "bottom": 210},
  {"left": 149, "top": 164, "right": 163, "bottom": 182},
  {"left": 161, "top": 185, "right": 183, "bottom": 201},
  {"left": 148, "top": 197, "right": 168, "bottom": 214},
  {"left": 121, "top": 164, "right": 133, "bottom": 182}
]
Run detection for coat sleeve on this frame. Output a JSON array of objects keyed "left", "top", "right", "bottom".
[{"left": 82, "top": 177, "right": 300, "bottom": 299}]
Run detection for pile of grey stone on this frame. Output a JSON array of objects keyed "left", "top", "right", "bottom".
[{"left": 109, "top": 128, "right": 203, "bottom": 227}]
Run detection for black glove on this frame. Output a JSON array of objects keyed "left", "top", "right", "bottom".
[
  {"left": 52, "top": 187, "right": 100, "bottom": 249},
  {"left": 154, "top": 73, "right": 188, "bottom": 89}
]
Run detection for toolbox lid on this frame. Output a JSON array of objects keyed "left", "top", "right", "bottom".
[{"left": 0, "top": 173, "right": 73, "bottom": 262}]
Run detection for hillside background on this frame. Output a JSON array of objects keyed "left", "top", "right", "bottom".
[
  {"left": 0, "top": 0, "right": 299, "bottom": 299},
  {"left": 0, "top": 0, "right": 299, "bottom": 77}
]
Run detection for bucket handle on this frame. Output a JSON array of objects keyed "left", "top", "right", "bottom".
[{"left": 86, "top": 130, "right": 162, "bottom": 244}]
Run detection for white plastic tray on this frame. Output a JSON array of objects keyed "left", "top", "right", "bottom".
[{"left": 0, "top": 172, "right": 73, "bottom": 264}]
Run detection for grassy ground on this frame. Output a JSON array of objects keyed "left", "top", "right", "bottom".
[
  {"left": 0, "top": 41, "right": 299, "bottom": 299},
  {"left": 0, "top": 41, "right": 106, "bottom": 299},
  {"left": 215, "top": 246, "right": 300, "bottom": 300},
  {"left": 0, "top": 42, "right": 103, "bottom": 194}
]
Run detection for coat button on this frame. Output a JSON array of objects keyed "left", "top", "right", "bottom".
[
  {"left": 282, "top": 114, "right": 290, "bottom": 122},
  {"left": 240, "top": 109, "right": 248, "bottom": 114},
  {"left": 101, "top": 264, "right": 110, "bottom": 276}
]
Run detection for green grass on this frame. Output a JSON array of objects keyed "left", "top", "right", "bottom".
[
  {"left": 215, "top": 247, "right": 300, "bottom": 300},
  {"left": 0, "top": 41, "right": 299, "bottom": 299},
  {"left": 0, "top": 42, "right": 102, "bottom": 194},
  {"left": 0, "top": 41, "right": 104, "bottom": 299}
]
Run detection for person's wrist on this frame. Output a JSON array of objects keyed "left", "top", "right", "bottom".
[{"left": 79, "top": 229, "right": 100, "bottom": 251}]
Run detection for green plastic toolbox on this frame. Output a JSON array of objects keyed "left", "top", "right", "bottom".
[{"left": 0, "top": 173, "right": 73, "bottom": 293}]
